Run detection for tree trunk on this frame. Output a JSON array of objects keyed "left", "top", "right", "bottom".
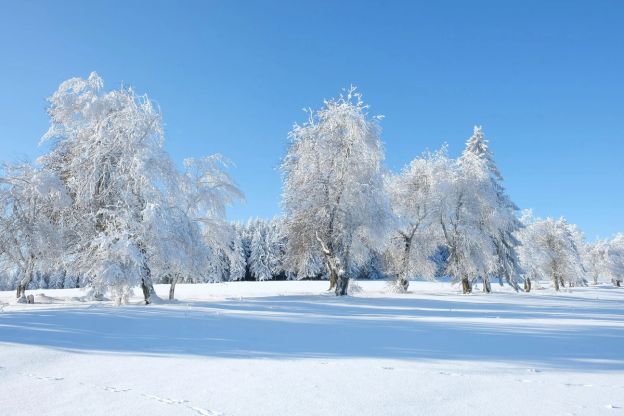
[
  {"left": 335, "top": 273, "right": 349, "bottom": 296},
  {"left": 461, "top": 277, "right": 472, "bottom": 294},
  {"left": 141, "top": 262, "right": 155, "bottom": 305},
  {"left": 396, "top": 276, "right": 409, "bottom": 292},
  {"left": 169, "top": 276, "right": 178, "bottom": 300},
  {"left": 395, "top": 237, "right": 412, "bottom": 293},
  {"left": 328, "top": 272, "right": 337, "bottom": 291},
  {"left": 483, "top": 276, "right": 491, "bottom": 293},
  {"left": 559, "top": 276, "right": 565, "bottom": 288},
  {"left": 553, "top": 274, "right": 560, "bottom": 291},
  {"left": 16, "top": 256, "right": 35, "bottom": 299},
  {"left": 524, "top": 277, "right": 531, "bottom": 292}
]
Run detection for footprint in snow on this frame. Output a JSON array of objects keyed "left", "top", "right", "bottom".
[
  {"left": 22, "top": 372, "right": 64, "bottom": 381},
  {"left": 142, "top": 393, "right": 189, "bottom": 405},
  {"left": 142, "top": 393, "right": 223, "bottom": 415},
  {"left": 104, "top": 386, "right": 132, "bottom": 393},
  {"left": 187, "top": 406, "right": 223, "bottom": 416}
]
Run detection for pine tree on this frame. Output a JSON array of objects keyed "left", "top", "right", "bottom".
[{"left": 459, "top": 126, "right": 523, "bottom": 292}]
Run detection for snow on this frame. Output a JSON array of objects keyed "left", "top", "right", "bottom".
[{"left": 1, "top": 281, "right": 623, "bottom": 415}]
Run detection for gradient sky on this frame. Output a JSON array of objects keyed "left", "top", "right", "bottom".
[{"left": 0, "top": 0, "right": 622, "bottom": 240}]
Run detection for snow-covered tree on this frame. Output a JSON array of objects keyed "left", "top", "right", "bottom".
[
  {"left": 176, "top": 156, "right": 243, "bottom": 290},
  {"left": 585, "top": 234, "right": 624, "bottom": 286},
  {"left": 249, "top": 227, "right": 272, "bottom": 281},
  {"left": 145, "top": 202, "right": 207, "bottom": 300},
  {"left": 604, "top": 234, "right": 624, "bottom": 286},
  {"left": 226, "top": 224, "right": 247, "bottom": 281},
  {"left": 385, "top": 148, "right": 447, "bottom": 292},
  {"left": 38, "top": 72, "right": 177, "bottom": 304},
  {"left": 37, "top": 73, "right": 242, "bottom": 303},
  {"left": 439, "top": 151, "right": 500, "bottom": 294},
  {"left": 0, "top": 164, "right": 70, "bottom": 300},
  {"left": 516, "top": 213, "right": 587, "bottom": 291},
  {"left": 459, "top": 127, "right": 523, "bottom": 292},
  {"left": 281, "top": 87, "right": 390, "bottom": 295},
  {"left": 265, "top": 218, "right": 287, "bottom": 278}
]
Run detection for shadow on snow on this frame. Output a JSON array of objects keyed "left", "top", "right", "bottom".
[{"left": 1, "top": 289, "right": 623, "bottom": 371}]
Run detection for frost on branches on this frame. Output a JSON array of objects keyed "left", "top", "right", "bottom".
[
  {"left": 281, "top": 87, "right": 390, "bottom": 296},
  {"left": 385, "top": 149, "right": 447, "bottom": 292},
  {"left": 0, "top": 164, "right": 70, "bottom": 300},
  {"left": 584, "top": 235, "right": 624, "bottom": 286},
  {"left": 33, "top": 72, "right": 242, "bottom": 304},
  {"left": 458, "top": 127, "right": 523, "bottom": 292},
  {"left": 517, "top": 211, "right": 587, "bottom": 291},
  {"left": 0, "top": 75, "right": 620, "bottom": 301}
]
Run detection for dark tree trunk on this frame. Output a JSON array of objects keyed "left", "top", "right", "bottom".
[
  {"left": 553, "top": 274, "right": 560, "bottom": 291},
  {"left": 524, "top": 277, "right": 532, "bottom": 292},
  {"left": 141, "top": 267, "right": 155, "bottom": 305},
  {"left": 483, "top": 276, "right": 491, "bottom": 293},
  {"left": 395, "top": 236, "right": 412, "bottom": 293},
  {"left": 16, "top": 256, "right": 35, "bottom": 299},
  {"left": 461, "top": 277, "right": 472, "bottom": 294},
  {"left": 16, "top": 284, "right": 26, "bottom": 299},
  {"left": 335, "top": 273, "right": 349, "bottom": 296},
  {"left": 169, "top": 276, "right": 178, "bottom": 300}
]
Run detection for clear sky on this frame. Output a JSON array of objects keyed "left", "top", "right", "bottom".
[{"left": 0, "top": 0, "right": 622, "bottom": 240}]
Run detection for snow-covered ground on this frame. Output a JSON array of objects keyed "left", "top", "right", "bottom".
[{"left": 1, "top": 281, "right": 623, "bottom": 416}]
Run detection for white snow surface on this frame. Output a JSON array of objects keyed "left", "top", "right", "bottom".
[{"left": 1, "top": 280, "right": 623, "bottom": 416}]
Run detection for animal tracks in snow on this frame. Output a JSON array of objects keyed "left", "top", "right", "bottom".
[
  {"left": 20, "top": 372, "right": 64, "bottom": 381},
  {"left": 12, "top": 369, "right": 225, "bottom": 416},
  {"left": 142, "top": 394, "right": 223, "bottom": 416},
  {"left": 104, "top": 385, "right": 132, "bottom": 393}
]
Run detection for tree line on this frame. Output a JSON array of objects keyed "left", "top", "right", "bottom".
[{"left": 1, "top": 74, "right": 622, "bottom": 303}]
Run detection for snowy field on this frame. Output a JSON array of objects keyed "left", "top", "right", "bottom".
[{"left": 1, "top": 281, "right": 623, "bottom": 416}]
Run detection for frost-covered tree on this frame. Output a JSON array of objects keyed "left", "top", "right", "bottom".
[
  {"left": 0, "top": 164, "right": 70, "bottom": 300},
  {"left": 176, "top": 156, "right": 243, "bottom": 290},
  {"left": 459, "top": 127, "right": 523, "bottom": 292},
  {"left": 604, "top": 234, "right": 624, "bottom": 286},
  {"left": 226, "top": 224, "right": 247, "bottom": 281},
  {"left": 439, "top": 152, "right": 499, "bottom": 294},
  {"left": 249, "top": 227, "right": 272, "bottom": 281},
  {"left": 516, "top": 213, "right": 587, "bottom": 291},
  {"left": 265, "top": 217, "right": 287, "bottom": 278},
  {"left": 38, "top": 72, "right": 177, "bottom": 304},
  {"left": 37, "top": 73, "right": 241, "bottom": 303},
  {"left": 145, "top": 203, "right": 207, "bottom": 300},
  {"left": 584, "top": 239, "right": 609, "bottom": 285},
  {"left": 585, "top": 234, "right": 624, "bottom": 286},
  {"left": 385, "top": 149, "right": 447, "bottom": 292},
  {"left": 281, "top": 87, "right": 390, "bottom": 295}
]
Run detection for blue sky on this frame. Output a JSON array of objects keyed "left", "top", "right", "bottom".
[{"left": 0, "top": 0, "right": 622, "bottom": 240}]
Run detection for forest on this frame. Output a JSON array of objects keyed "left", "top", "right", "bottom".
[{"left": 1, "top": 73, "right": 622, "bottom": 304}]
